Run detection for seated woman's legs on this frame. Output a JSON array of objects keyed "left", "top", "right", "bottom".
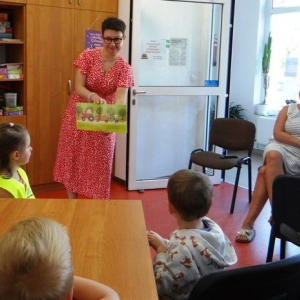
[
  {"left": 236, "top": 150, "right": 284, "bottom": 242},
  {"left": 264, "top": 150, "right": 285, "bottom": 203},
  {"left": 239, "top": 166, "right": 268, "bottom": 231}
]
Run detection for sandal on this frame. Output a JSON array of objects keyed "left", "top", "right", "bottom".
[{"left": 235, "top": 228, "right": 256, "bottom": 243}]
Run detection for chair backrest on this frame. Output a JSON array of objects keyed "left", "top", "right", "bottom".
[
  {"left": 188, "top": 254, "right": 300, "bottom": 300},
  {"left": 272, "top": 175, "right": 300, "bottom": 240},
  {"left": 209, "top": 118, "right": 256, "bottom": 151}
]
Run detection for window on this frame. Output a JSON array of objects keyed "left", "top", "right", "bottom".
[
  {"left": 267, "top": 1, "right": 300, "bottom": 110},
  {"left": 273, "top": 0, "right": 300, "bottom": 8}
]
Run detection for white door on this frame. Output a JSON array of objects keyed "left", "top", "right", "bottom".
[{"left": 127, "top": 0, "right": 232, "bottom": 190}]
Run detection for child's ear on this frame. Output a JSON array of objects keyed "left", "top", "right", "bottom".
[
  {"left": 168, "top": 201, "right": 175, "bottom": 214},
  {"left": 11, "top": 150, "right": 20, "bottom": 161}
]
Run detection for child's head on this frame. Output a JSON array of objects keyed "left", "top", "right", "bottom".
[
  {"left": 0, "top": 217, "right": 74, "bottom": 300},
  {"left": 167, "top": 169, "right": 213, "bottom": 221},
  {"left": 0, "top": 123, "right": 32, "bottom": 176}
]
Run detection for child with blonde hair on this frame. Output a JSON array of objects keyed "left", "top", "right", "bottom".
[
  {"left": 0, "top": 122, "right": 34, "bottom": 198},
  {"left": 0, "top": 217, "right": 119, "bottom": 300},
  {"left": 148, "top": 169, "right": 237, "bottom": 300}
]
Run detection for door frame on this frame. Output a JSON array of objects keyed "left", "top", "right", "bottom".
[{"left": 118, "top": 0, "right": 232, "bottom": 190}]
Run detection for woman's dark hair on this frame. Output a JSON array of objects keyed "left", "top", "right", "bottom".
[
  {"left": 0, "top": 123, "right": 28, "bottom": 178},
  {"left": 102, "top": 17, "right": 126, "bottom": 36}
]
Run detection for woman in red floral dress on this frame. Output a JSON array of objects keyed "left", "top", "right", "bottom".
[{"left": 53, "top": 17, "right": 134, "bottom": 199}]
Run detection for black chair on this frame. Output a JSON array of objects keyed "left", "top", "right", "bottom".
[
  {"left": 266, "top": 175, "right": 300, "bottom": 262},
  {"left": 188, "top": 118, "right": 256, "bottom": 213},
  {"left": 189, "top": 254, "right": 300, "bottom": 300},
  {"left": 280, "top": 224, "right": 300, "bottom": 248}
]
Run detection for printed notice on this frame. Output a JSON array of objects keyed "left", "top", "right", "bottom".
[
  {"left": 140, "top": 39, "right": 167, "bottom": 65},
  {"left": 169, "top": 38, "right": 187, "bottom": 66}
]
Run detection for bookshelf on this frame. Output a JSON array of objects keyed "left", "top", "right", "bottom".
[{"left": 0, "top": 3, "right": 25, "bottom": 126}]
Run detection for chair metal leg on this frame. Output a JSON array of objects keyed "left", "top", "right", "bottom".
[
  {"left": 266, "top": 228, "right": 276, "bottom": 262},
  {"left": 188, "top": 160, "right": 192, "bottom": 169},
  {"left": 280, "top": 239, "right": 286, "bottom": 260},
  {"left": 248, "top": 159, "right": 252, "bottom": 203},
  {"left": 230, "top": 166, "right": 241, "bottom": 214}
]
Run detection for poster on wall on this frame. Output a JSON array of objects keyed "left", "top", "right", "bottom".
[
  {"left": 169, "top": 38, "right": 187, "bottom": 66},
  {"left": 140, "top": 39, "right": 168, "bottom": 65},
  {"left": 85, "top": 30, "right": 103, "bottom": 49},
  {"left": 76, "top": 103, "right": 127, "bottom": 133}
]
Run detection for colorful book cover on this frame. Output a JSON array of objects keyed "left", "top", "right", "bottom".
[
  {"left": 3, "top": 110, "right": 23, "bottom": 116},
  {"left": 0, "top": 68, "right": 8, "bottom": 74},
  {"left": 3, "top": 106, "right": 23, "bottom": 111},
  {"left": 8, "top": 69, "right": 23, "bottom": 74},
  {"left": 8, "top": 74, "right": 23, "bottom": 79},
  {"left": 76, "top": 103, "right": 127, "bottom": 133}
]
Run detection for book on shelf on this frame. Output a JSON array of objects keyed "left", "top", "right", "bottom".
[
  {"left": 8, "top": 74, "right": 23, "bottom": 79},
  {"left": 0, "top": 33, "right": 13, "bottom": 39},
  {"left": 2, "top": 106, "right": 23, "bottom": 112},
  {"left": 8, "top": 69, "right": 22, "bottom": 74},
  {"left": 0, "top": 63, "right": 23, "bottom": 70},
  {"left": 0, "top": 64, "right": 23, "bottom": 79},
  {"left": 1, "top": 38, "right": 22, "bottom": 42},
  {"left": 3, "top": 110, "right": 23, "bottom": 116}
]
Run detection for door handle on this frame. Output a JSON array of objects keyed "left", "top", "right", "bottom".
[
  {"left": 68, "top": 80, "right": 72, "bottom": 95},
  {"left": 132, "top": 89, "right": 147, "bottom": 96}
]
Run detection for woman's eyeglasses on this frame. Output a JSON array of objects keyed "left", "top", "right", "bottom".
[{"left": 103, "top": 37, "right": 124, "bottom": 45}]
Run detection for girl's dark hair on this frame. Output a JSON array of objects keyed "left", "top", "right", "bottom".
[
  {"left": 102, "top": 17, "right": 126, "bottom": 36},
  {"left": 167, "top": 169, "right": 213, "bottom": 221},
  {"left": 0, "top": 123, "right": 28, "bottom": 178}
]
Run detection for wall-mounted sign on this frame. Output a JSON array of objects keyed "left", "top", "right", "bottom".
[{"left": 85, "top": 30, "right": 103, "bottom": 49}]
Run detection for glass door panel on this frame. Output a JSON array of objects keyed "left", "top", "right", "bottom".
[
  {"left": 138, "top": 1, "right": 222, "bottom": 87},
  {"left": 135, "top": 95, "right": 214, "bottom": 181}
]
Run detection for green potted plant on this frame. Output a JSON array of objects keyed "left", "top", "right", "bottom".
[
  {"left": 256, "top": 32, "right": 272, "bottom": 116},
  {"left": 229, "top": 102, "right": 247, "bottom": 120}
]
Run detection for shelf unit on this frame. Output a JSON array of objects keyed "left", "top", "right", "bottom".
[{"left": 0, "top": 3, "right": 26, "bottom": 127}]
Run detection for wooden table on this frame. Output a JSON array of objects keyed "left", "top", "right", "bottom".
[{"left": 0, "top": 199, "right": 158, "bottom": 300}]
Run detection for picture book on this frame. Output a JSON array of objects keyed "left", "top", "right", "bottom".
[{"left": 76, "top": 103, "right": 127, "bottom": 133}]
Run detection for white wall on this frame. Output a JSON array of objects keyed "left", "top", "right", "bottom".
[{"left": 230, "top": 0, "right": 270, "bottom": 125}]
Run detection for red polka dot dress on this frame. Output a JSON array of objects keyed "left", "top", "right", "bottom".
[{"left": 53, "top": 48, "right": 134, "bottom": 199}]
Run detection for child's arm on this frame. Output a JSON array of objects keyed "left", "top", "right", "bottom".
[
  {"left": 0, "top": 188, "right": 14, "bottom": 198},
  {"left": 72, "top": 276, "right": 120, "bottom": 300},
  {"left": 147, "top": 230, "right": 168, "bottom": 253}
]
